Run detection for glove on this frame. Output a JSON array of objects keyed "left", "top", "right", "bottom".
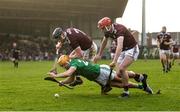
[
  {"left": 48, "top": 72, "right": 57, "bottom": 78},
  {"left": 49, "top": 68, "right": 57, "bottom": 74},
  {"left": 109, "top": 61, "right": 115, "bottom": 69},
  {"left": 58, "top": 81, "right": 64, "bottom": 86}
]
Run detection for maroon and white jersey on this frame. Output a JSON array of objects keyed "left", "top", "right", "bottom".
[
  {"left": 172, "top": 44, "right": 179, "bottom": 53},
  {"left": 104, "top": 23, "right": 137, "bottom": 51},
  {"left": 65, "top": 28, "right": 92, "bottom": 50},
  {"left": 157, "top": 32, "right": 172, "bottom": 50}
]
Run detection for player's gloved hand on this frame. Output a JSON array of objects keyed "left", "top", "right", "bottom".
[
  {"left": 58, "top": 81, "right": 64, "bottom": 86},
  {"left": 48, "top": 72, "right": 57, "bottom": 78},
  {"left": 93, "top": 55, "right": 101, "bottom": 63},
  {"left": 49, "top": 68, "right": 57, "bottom": 74},
  {"left": 56, "top": 42, "right": 62, "bottom": 51},
  {"left": 109, "top": 61, "right": 116, "bottom": 69}
]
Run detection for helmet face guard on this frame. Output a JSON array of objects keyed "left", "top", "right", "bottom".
[
  {"left": 104, "top": 26, "right": 112, "bottom": 32},
  {"left": 52, "top": 27, "right": 63, "bottom": 39}
]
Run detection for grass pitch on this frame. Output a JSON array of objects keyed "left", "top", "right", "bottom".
[{"left": 0, "top": 60, "right": 180, "bottom": 111}]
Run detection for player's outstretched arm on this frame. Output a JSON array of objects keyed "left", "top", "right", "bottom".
[
  {"left": 109, "top": 36, "right": 123, "bottom": 68},
  {"left": 56, "top": 67, "right": 76, "bottom": 78},
  {"left": 60, "top": 75, "right": 75, "bottom": 85},
  {"left": 48, "top": 67, "right": 76, "bottom": 78},
  {"left": 93, "top": 36, "right": 108, "bottom": 63}
]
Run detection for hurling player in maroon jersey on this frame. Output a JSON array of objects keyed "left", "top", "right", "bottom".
[
  {"left": 52, "top": 27, "right": 97, "bottom": 87},
  {"left": 171, "top": 42, "right": 179, "bottom": 66},
  {"left": 93, "top": 17, "right": 150, "bottom": 97},
  {"left": 157, "top": 26, "right": 174, "bottom": 73}
]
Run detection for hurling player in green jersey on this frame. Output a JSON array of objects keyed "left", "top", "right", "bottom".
[{"left": 48, "top": 55, "right": 153, "bottom": 95}]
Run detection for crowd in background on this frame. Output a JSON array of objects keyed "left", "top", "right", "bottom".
[
  {"left": 0, "top": 33, "right": 175, "bottom": 61},
  {"left": 0, "top": 33, "right": 55, "bottom": 61}
]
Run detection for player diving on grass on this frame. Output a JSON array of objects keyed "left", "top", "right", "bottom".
[
  {"left": 47, "top": 55, "right": 153, "bottom": 95},
  {"left": 51, "top": 27, "right": 97, "bottom": 87}
]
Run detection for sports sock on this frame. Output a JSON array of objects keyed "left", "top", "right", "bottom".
[
  {"left": 137, "top": 84, "right": 143, "bottom": 89},
  {"left": 123, "top": 86, "right": 129, "bottom": 94},
  {"left": 139, "top": 75, "right": 144, "bottom": 81},
  {"left": 76, "top": 76, "right": 81, "bottom": 80},
  {"left": 123, "top": 90, "right": 129, "bottom": 95},
  {"left": 134, "top": 73, "right": 144, "bottom": 82}
]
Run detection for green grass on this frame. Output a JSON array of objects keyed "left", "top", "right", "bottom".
[{"left": 0, "top": 60, "right": 180, "bottom": 111}]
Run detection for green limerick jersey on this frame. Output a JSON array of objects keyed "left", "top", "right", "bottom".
[{"left": 69, "top": 59, "right": 100, "bottom": 81}]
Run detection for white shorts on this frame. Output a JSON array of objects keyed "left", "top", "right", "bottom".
[
  {"left": 117, "top": 45, "right": 139, "bottom": 64},
  {"left": 83, "top": 41, "right": 98, "bottom": 61},
  {"left": 95, "top": 65, "right": 115, "bottom": 86},
  {"left": 159, "top": 49, "right": 171, "bottom": 56},
  {"left": 173, "top": 52, "right": 179, "bottom": 57},
  {"left": 110, "top": 53, "right": 115, "bottom": 59}
]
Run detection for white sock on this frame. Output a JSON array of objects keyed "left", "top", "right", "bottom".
[
  {"left": 139, "top": 75, "right": 144, "bottom": 81},
  {"left": 123, "top": 91, "right": 129, "bottom": 94}
]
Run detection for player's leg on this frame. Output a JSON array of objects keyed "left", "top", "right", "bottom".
[
  {"left": 159, "top": 51, "right": 167, "bottom": 72},
  {"left": 111, "top": 81, "right": 141, "bottom": 88},
  {"left": 110, "top": 72, "right": 153, "bottom": 94},
  {"left": 127, "top": 71, "right": 146, "bottom": 82},
  {"left": 12, "top": 58, "right": 15, "bottom": 67},
  {"left": 111, "top": 79, "right": 153, "bottom": 94},
  {"left": 117, "top": 55, "right": 134, "bottom": 97},
  {"left": 95, "top": 65, "right": 114, "bottom": 95},
  {"left": 172, "top": 53, "right": 175, "bottom": 65},
  {"left": 116, "top": 45, "right": 139, "bottom": 97},
  {"left": 12, "top": 57, "right": 18, "bottom": 68},
  {"left": 15, "top": 60, "right": 18, "bottom": 68},
  {"left": 118, "top": 70, "right": 152, "bottom": 93},
  {"left": 176, "top": 53, "right": 180, "bottom": 65},
  {"left": 166, "top": 50, "right": 171, "bottom": 71},
  {"left": 172, "top": 53, "right": 179, "bottom": 65}
]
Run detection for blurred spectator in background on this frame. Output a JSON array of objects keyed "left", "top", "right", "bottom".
[
  {"left": 0, "top": 52, "right": 3, "bottom": 61},
  {"left": 44, "top": 51, "right": 49, "bottom": 60}
]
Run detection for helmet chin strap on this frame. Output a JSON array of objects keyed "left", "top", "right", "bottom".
[
  {"left": 105, "top": 26, "right": 111, "bottom": 31},
  {"left": 61, "top": 32, "right": 66, "bottom": 40}
]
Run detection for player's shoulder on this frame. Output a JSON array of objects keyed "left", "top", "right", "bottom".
[
  {"left": 113, "top": 23, "right": 127, "bottom": 32},
  {"left": 65, "top": 27, "right": 73, "bottom": 32},
  {"left": 113, "top": 23, "right": 125, "bottom": 28},
  {"left": 157, "top": 32, "right": 163, "bottom": 36},
  {"left": 166, "top": 32, "right": 171, "bottom": 35}
]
